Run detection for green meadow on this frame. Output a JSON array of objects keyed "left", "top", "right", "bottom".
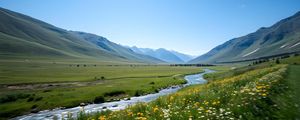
[
  {"left": 0, "top": 3, "right": 300, "bottom": 120},
  {"left": 0, "top": 59, "right": 206, "bottom": 119},
  {"left": 77, "top": 56, "right": 300, "bottom": 120}
]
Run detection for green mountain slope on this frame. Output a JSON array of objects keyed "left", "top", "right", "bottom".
[
  {"left": 70, "top": 31, "right": 165, "bottom": 63},
  {"left": 189, "top": 11, "right": 300, "bottom": 64},
  {"left": 0, "top": 8, "right": 163, "bottom": 63}
]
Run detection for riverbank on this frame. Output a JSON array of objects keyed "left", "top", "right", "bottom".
[
  {"left": 13, "top": 69, "right": 214, "bottom": 120},
  {"left": 76, "top": 63, "right": 298, "bottom": 120},
  {"left": 0, "top": 63, "right": 210, "bottom": 119}
]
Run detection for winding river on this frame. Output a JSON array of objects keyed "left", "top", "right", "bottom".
[{"left": 15, "top": 69, "right": 215, "bottom": 120}]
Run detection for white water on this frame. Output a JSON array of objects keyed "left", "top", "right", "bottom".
[{"left": 14, "top": 69, "right": 215, "bottom": 120}]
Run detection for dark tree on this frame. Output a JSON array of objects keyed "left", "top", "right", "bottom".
[
  {"left": 276, "top": 59, "right": 280, "bottom": 64},
  {"left": 94, "top": 96, "right": 105, "bottom": 103}
]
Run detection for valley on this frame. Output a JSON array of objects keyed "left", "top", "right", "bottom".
[
  {"left": 0, "top": 1, "right": 300, "bottom": 120},
  {"left": 0, "top": 59, "right": 209, "bottom": 118},
  {"left": 75, "top": 56, "right": 300, "bottom": 120}
]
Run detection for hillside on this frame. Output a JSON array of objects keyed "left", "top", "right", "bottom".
[
  {"left": 130, "top": 47, "right": 193, "bottom": 63},
  {"left": 0, "top": 8, "right": 163, "bottom": 63},
  {"left": 70, "top": 31, "right": 164, "bottom": 63},
  {"left": 170, "top": 50, "right": 195, "bottom": 62},
  {"left": 189, "top": 11, "right": 300, "bottom": 64}
]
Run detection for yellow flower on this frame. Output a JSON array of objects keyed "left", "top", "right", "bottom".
[
  {"left": 189, "top": 116, "right": 193, "bottom": 120},
  {"left": 98, "top": 115, "right": 106, "bottom": 120},
  {"left": 212, "top": 102, "right": 216, "bottom": 105},
  {"left": 137, "top": 117, "right": 147, "bottom": 120},
  {"left": 212, "top": 101, "right": 219, "bottom": 105},
  {"left": 153, "top": 106, "right": 159, "bottom": 112},
  {"left": 261, "top": 93, "right": 267, "bottom": 96},
  {"left": 127, "top": 111, "right": 133, "bottom": 116},
  {"left": 137, "top": 112, "right": 144, "bottom": 116},
  {"left": 194, "top": 102, "right": 199, "bottom": 107},
  {"left": 170, "top": 96, "right": 174, "bottom": 101}
]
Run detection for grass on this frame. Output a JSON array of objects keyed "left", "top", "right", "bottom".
[
  {"left": 280, "top": 55, "right": 300, "bottom": 65},
  {"left": 203, "top": 63, "right": 272, "bottom": 81},
  {"left": 204, "top": 56, "right": 300, "bottom": 81},
  {"left": 0, "top": 60, "right": 201, "bottom": 84},
  {"left": 79, "top": 61, "right": 300, "bottom": 120},
  {"left": 0, "top": 60, "right": 207, "bottom": 119},
  {"left": 2, "top": 56, "right": 297, "bottom": 119},
  {"left": 284, "top": 65, "right": 300, "bottom": 118}
]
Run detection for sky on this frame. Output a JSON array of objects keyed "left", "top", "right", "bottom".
[{"left": 1, "top": 0, "right": 300, "bottom": 56}]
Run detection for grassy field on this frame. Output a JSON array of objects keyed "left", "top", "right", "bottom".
[
  {"left": 0, "top": 59, "right": 208, "bottom": 119},
  {"left": 1, "top": 56, "right": 298, "bottom": 119},
  {"left": 285, "top": 65, "right": 300, "bottom": 118},
  {"left": 0, "top": 59, "right": 201, "bottom": 84},
  {"left": 78, "top": 57, "right": 300, "bottom": 120}
]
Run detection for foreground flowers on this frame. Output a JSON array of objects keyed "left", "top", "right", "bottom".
[{"left": 74, "top": 65, "right": 291, "bottom": 120}]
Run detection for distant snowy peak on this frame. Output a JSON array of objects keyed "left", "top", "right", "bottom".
[{"left": 129, "top": 47, "right": 194, "bottom": 63}]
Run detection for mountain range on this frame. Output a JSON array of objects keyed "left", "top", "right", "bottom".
[
  {"left": 1, "top": 7, "right": 300, "bottom": 64},
  {"left": 0, "top": 7, "right": 164, "bottom": 63},
  {"left": 189, "top": 11, "right": 300, "bottom": 64},
  {"left": 129, "top": 46, "right": 195, "bottom": 63}
]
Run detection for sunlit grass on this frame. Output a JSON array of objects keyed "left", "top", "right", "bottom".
[
  {"left": 0, "top": 60, "right": 205, "bottom": 118},
  {"left": 79, "top": 64, "right": 295, "bottom": 120}
]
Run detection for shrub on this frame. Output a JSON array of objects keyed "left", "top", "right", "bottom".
[
  {"left": 43, "top": 89, "right": 51, "bottom": 92},
  {"left": 134, "top": 90, "right": 144, "bottom": 96},
  {"left": 149, "top": 82, "right": 155, "bottom": 85},
  {"left": 94, "top": 96, "right": 105, "bottom": 103},
  {"left": 27, "top": 97, "right": 34, "bottom": 102},
  {"left": 276, "top": 59, "right": 280, "bottom": 64},
  {"left": 104, "top": 90, "right": 126, "bottom": 97},
  {"left": 31, "top": 104, "right": 38, "bottom": 109},
  {"left": 34, "top": 97, "right": 43, "bottom": 101},
  {"left": 0, "top": 93, "right": 30, "bottom": 103}
]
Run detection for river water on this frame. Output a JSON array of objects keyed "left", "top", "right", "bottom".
[{"left": 15, "top": 69, "right": 214, "bottom": 120}]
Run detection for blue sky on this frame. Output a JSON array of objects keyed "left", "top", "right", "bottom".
[{"left": 1, "top": 0, "right": 300, "bottom": 55}]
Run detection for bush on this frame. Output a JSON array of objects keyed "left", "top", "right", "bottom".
[
  {"left": 0, "top": 93, "right": 30, "bottom": 103},
  {"left": 276, "top": 59, "right": 280, "bottom": 64},
  {"left": 104, "top": 90, "right": 126, "bottom": 97},
  {"left": 43, "top": 89, "right": 51, "bottom": 92},
  {"left": 134, "top": 90, "right": 145, "bottom": 96},
  {"left": 94, "top": 96, "right": 105, "bottom": 103},
  {"left": 27, "top": 97, "right": 34, "bottom": 102},
  {"left": 31, "top": 104, "right": 38, "bottom": 109},
  {"left": 34, "top": 97, "right": 43, "bottom": 101},
  {"left": 149, "top": 82, "right": 155, "bottom": 85}
]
